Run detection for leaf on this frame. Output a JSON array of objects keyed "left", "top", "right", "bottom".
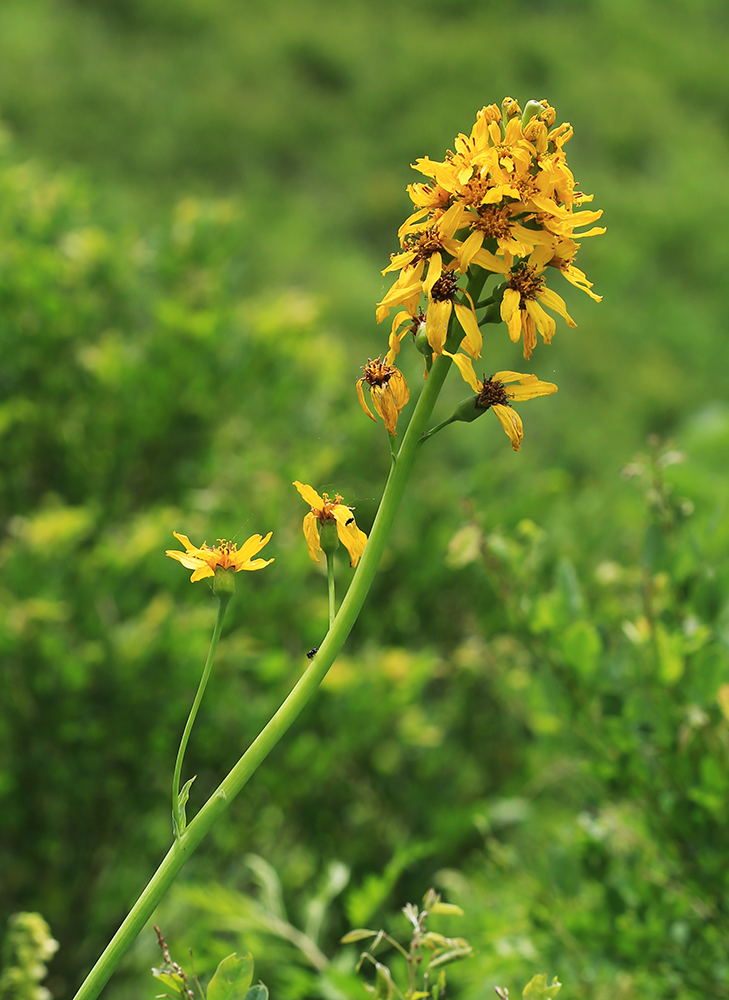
[
  {"left": 427, "top": 945, "right": 473, "bottom": 969},
  {"left": 206, "top": 954, "right": 254, "bottom": 1000},
  {"left": 175, "top": 776, "right": 196, "bottom": 835},
  {"left": 341, "top": 929, "right": 378, "bottom": 944},
  {"left": 428, "top": 902, "right": 463, "bottom": 916},
  {"left": 522, "top": 974, "right": 562, "bottom": 1000},
  {"left": 151, "top": 970, "right": 187, "bottom": 1000},
  {"left": 244, "top": 986, "right": 268, "bottom": 1000}
]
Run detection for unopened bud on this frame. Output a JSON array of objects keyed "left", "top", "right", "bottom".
[
  {"left": 414, "top": 326, "right": 433, "bottom": 360},
  {"left": 521, "top": 100, "right": 544, "bottom": 125}
]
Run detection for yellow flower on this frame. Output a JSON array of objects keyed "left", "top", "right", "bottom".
[
  {"left": 293, "top": 481, "right": 367, "bottom": 568},
  {"left": 166, "top": 531, "right": 273, "bottom": 582},
  {"left": 499, "top": 246, "right": 576, "bottom": 359},
  {"left": 356, "top": 357, "right": 410, "bottom": 435},
  {"left": 444, "top": 351, "right": 557, "bottom": 451}
]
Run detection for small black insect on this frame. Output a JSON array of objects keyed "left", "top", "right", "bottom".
[{"left": 306, "top": 647, "right": 319, "bottom": 659}]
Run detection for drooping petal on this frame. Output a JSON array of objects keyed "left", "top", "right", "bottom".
[
  {"left": 443, "top": 351, "right": 481, "bottom": 392},
  {"left": 539, "top": 286, "right": 577, "bottom": 327},
  {"left": 525, "top": 299, "right": 556, "bottom": 344},
  {"left": 425, "top": 298, "right": 452, "bottom": 354},
  {"left": 492, "top": 404, "right": 524, "bottom": 450},
  {"left": 423, "top": 253, "right": 443, "bottom": 298},
  {"left": 336, "top": 519, "right": 368, "bottom": 568},
  {"left": 302, "top": 512, "right": 322, "bottom": 563},
  {"left": 356, "top": 378, "right": 378, "bottom": 423},
  {"left": 389, "top": 369, "right": 410, "bottom": 410},
  {"left": 372, "top": 385, "right": 399, "bottom": 435},
  {"left": 453, "top": 301, "right": 482, "bottom": 359}
]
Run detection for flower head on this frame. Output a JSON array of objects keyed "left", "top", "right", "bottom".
[
  {"left": 377, "top": 98, "right": 604, "bottom": 379},
  {"left": 293, "top": 481, "right": 367, "bottom": 567},
  {"left": 445, "top": 351, "right": 558, "bottom": 451},
  {"left": 166, "top": 531, "right": 273, "bottom": 582},
  {"left": 356, "top": 357, "right": 410, "bottom": 435}
]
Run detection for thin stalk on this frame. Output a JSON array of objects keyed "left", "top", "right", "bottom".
[
  {"left": 326, "top": 551, "right": 336, "bottom": 629},
  {"left": 171, "top": 594, "right": 230, "bottom": 837},
  {"left": 421, "top": 415, "right": 457, "bottom": 442},
  {"left": 72, "top": 353, "right": 453, "bottom": 1000}
]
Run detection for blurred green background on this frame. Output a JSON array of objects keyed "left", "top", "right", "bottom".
[{"left": 1, "top": 0, "right": 728, "bottom": 998}]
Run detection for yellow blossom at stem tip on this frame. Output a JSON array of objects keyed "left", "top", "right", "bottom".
[
  {"left": 293, "top": 481, "right": 367, "bottom": 568},
  {"left": 166, "top": 531, "right": 274, "bottom": 582}
]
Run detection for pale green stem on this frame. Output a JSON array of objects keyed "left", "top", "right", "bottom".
[
  {"left": 421, "top": 415, "right": 457, "bottom": 442},
  {"left": 71, "top": 352, "right": 453, "bottom": 1000},
  {"left": 326, "top": 551, "right": 336, "bottom": 629},
  {"left": 172, "top": 594, "right": 231, "bottom": 837}
]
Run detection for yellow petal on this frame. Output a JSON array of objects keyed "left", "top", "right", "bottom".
[
  {"left": 372, "top": 385, "right": 399, "bottom": 435},
  {"left": 293, "top": 481, "right": 325, "bottom": 510},
  {"left": 423, "top": 253, "right": 443, "bottom": 297},
  {"left": 470, "top": 248, "right": 510, "bottom": 274},
  {"left": 302, "top": 512, "right": 322, "bottom": 563},
  {"left": 506, "top": 379, "right": 558, "bottom": 401},
  {"left": 500, "top": 287, "right": 520, "bottom": 323},
  {"left": 389, "top": 369, "right": 410, "bottom": 409},
  {"left": 539, "top": 286, "right": 577, "bottom": 327},
  {"left": 234, "top": 531, "right": 273, "bottom": 566},
  {"left": 453, "top": 301, "right": 482, "bottom": 360},
  {"left": 525, "top": 299, "right": 556, "bottom": 344},
  {"left": 240, "top": 557, "right": 275, "bottom": 571},
  {"left": 356, "top": 378, "right": 377, "bottom": 423},
  {"left": 336, "top": 520, "right": 368, "bottom": 568},
  {"left": 166, "top": 548, "right": 207, "bottom": 572},
  {"left": 492, "top": 404, "right": 524, "bottom": 451},
  {"left": 425, "top": 298, "right": 451, "bottom": 354},
  {"left": 443, "top": 350, "right": 481, "bottom": 392},
  {"left": 190, "top": 564, "right": 216, "bottom": 583}
]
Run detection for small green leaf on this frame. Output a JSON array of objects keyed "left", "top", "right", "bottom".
[
  {"left": 175, "top": 776, "right": 196, "bottom": 835},
  {"left": 206, "top": 953, "right": 254, "bottom": 1000},
  {"left": 151, "top": 970, "right": 187, "bottom": 1000},
  {"left": 522, "top": 973, "right": 562, "bottom": 1000},
  {"left": 244, "top": 986, "right": 268, "bottom": 1000},
  {"left": 428, "top": 902, "right": 463, "bottom": 916},
  {"left": 341, "top": 929, "right": 378, "bottom": 944},
  {"left": 427, "top": 945, "right": 472, "bottom": 969}
]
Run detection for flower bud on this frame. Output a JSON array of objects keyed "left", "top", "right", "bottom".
[
  {"left": 414, "top": 326, "right": 433, "bottom": 360},
  {"left": 521, "top": 100, "right": 544, "bottom": 125}
]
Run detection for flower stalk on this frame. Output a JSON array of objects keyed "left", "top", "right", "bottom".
[
  {"left": 171, "top": 590, "right": 231, "bottom": 838},
  {"left": 71, "top": 351, "right": 453, "bottom": 1000}
]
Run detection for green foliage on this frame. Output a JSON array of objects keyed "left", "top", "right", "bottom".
[
  {"left": 0, "top": 3, "right": 728, "bottom": 999},
  {"left": 0, "top": 913, "right": 58, "bottom": 1000},
  {"left": 151, "top": 929, "right": 267, "bottom": 1000}
]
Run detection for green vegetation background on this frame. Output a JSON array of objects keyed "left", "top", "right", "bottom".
[{"left": 1, "top": 0, "right": 728, "bottom": 998}]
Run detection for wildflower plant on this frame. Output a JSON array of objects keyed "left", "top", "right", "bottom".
[{"left": 71, "top": 98, "right": 602, "bottom": 1000}]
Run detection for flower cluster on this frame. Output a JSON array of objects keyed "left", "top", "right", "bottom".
[{"left": 376, "top": 97, "right": 603, "bottom": 368}]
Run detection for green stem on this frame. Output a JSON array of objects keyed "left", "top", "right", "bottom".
[
  {"left": 421, "top": 415, "right": 457, "bottom": 442},
  {"left": 326, "top": 551, "right": 336, "bottom": 629},
  {"left": 71, "top": 353, "right": 453, "bottom": 1000},
  {"left": 172, "top": 594, "right": 230, "bottom": 837}
]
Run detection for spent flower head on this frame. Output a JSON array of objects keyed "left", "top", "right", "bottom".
[{"left": 356, "top": 356, "right": 410, "bottom": 435}]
